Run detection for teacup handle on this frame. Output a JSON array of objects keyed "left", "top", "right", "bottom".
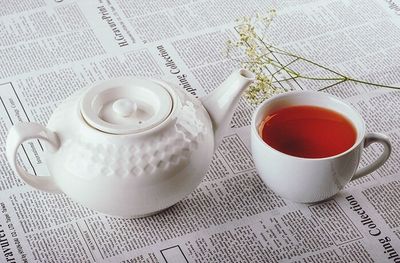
[
  {"left": 352, "top": 132, "right": 392, "bottom": 180},
  {"left": 6, "top": 122, "right": 62, "bottom": 193}
]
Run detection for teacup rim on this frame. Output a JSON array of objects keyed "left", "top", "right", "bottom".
[{"left": 251, "top": 90, "right": 366, "bottom": 161}]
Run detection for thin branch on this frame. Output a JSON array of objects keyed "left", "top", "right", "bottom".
[
  {"left": 318, "top": 79, "right": 347, "bottom": 91},
  {"left": 298, "top": 75, "right": 346, "bottom": 81},
  {"left": 268, "top": 48, "right": 346, "bottom": 78},
  {"left": 271, "top": 58, "right": 299, "bottom": 77},
  {"left": 348, "top": 78, "right": 400, "bottom": 90},
  {"left": 272, "top": 76, "right": 299, "bottom": 84}
]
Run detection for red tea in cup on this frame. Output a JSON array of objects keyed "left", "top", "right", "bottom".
[{"left": 259, "top": 105, "right": 357, "bottom": 158}]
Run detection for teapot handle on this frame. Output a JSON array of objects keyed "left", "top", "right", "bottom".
[{"left": 6, "top": 122, "right": 62, "bottom": 193}]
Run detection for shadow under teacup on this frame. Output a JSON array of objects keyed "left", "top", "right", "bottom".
[{"left": 251, "top": 91, "right": 391, "bottom": 203}]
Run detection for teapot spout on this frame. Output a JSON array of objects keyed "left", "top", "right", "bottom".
[{"left": 201, "top": 69, "right": 255, "bottom": 144}]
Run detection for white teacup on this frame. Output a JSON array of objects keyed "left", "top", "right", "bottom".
[{"left": 251, "top": 91, "right": 391, "bottom": 203}]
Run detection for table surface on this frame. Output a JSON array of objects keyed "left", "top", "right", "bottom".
[{"left": 0, "top": 0, "right": 400, "bottom": 262}]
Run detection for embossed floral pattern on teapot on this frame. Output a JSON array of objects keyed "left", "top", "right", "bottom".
[{"left": 6, "top": 70, "right": 254, "bottom": 218}]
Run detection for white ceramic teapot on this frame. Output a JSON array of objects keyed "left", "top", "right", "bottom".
[{"left": 6, "top": 69, "right": 254, "bottom": 218}]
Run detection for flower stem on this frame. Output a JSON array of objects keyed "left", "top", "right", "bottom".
[{"left": 347, "top": 78, "right": 400, "bottom": 90}]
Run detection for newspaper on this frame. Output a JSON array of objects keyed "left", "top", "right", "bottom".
[{"left": 1, "top": 0, "right": 400, "bottom": 262}]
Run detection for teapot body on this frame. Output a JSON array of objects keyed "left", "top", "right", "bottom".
[
  {"left": 46, "top": 81, "right": 214, "bottom": 217},
  {"left": 6, "top": 70, "right": 254, "bottom": 218}
]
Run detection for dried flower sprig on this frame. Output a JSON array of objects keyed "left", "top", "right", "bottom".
[{"left": 225, "top": 10, "right": 400, "bottom": 105}]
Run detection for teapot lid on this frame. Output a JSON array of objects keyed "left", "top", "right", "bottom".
[{"left": 80, "top": 78, "right": 173, "bottom": 134}]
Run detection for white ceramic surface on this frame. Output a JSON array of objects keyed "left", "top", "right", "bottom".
[
  {"left": 6, "top": 70, "right": 254, "bottom": 218},
  {"left": 251, "top": 91, "right": 391, "bottom": 203}
]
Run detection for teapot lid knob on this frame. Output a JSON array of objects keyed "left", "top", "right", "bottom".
[
  {"left": 112, "top": 98, "right": 137, "bottom": 117},
  {"left": 80, "top": 78, "right": 173, "bottom": 135}
]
